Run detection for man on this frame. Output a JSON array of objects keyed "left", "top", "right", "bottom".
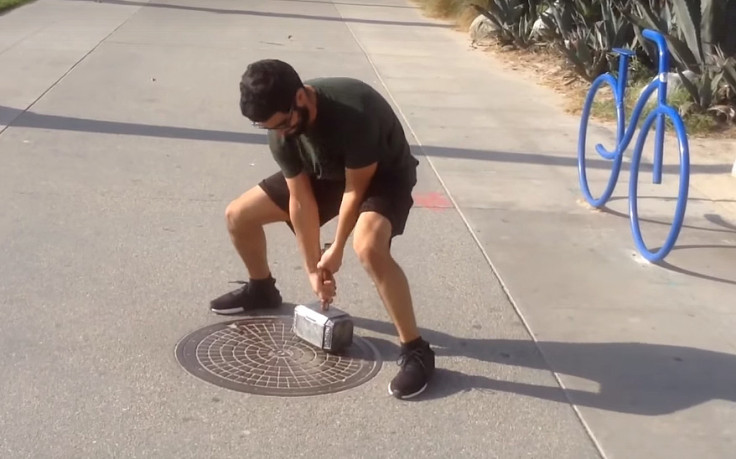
[{"left": 210, "top": 59, "right": 434, "bottom": 399}]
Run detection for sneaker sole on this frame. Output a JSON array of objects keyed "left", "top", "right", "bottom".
[
  {"left": 387, "top": 382, "right": 428, "bottom": 400},
  {"left": 210, "top": 306, "right": 245, "bottom": 315},
  {"left": 210, "top": 301, "right": 283, "bottom": 315}
]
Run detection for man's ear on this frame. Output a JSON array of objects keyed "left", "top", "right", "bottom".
[{"left": 295, "top": 87, "right": 307, "bottom": 106}]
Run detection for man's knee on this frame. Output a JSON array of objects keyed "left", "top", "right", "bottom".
[
  {"left": 225, "top": 198, "right": 248, "bottom": 234},
  {"left": 353, "top": 213, "right": 391, "bottom": 271},
  {"left": 353, "top": 236, "right": 381, "bottom": 270},
  {"left": 225, "top": 185, "right": 284, "bottom": 234}
]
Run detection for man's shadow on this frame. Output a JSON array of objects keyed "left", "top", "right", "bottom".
[{"left": 354, "top": 316, "right": 736, "bottom": 414}]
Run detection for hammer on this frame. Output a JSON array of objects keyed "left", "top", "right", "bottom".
[{"left": 291, "top": 243, "right": 354, "bottom": 353}]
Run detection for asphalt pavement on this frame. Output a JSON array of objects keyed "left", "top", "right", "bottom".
[{"left": 2, "top": 1, "right": 735, "bottom": 458}]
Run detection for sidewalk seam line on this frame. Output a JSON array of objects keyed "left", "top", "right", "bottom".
[
  {"left": 333, "top": 3, "right": 607, "bottom": 457},
  {"left": 0, "top": 3, "right": 143, "bottom": 137}
]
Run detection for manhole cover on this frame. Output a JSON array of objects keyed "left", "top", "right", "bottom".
[{"left": 175, "top": 316, "right": 381, "bottom": 396}]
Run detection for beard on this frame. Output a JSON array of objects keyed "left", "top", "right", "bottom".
[{"left": 283, "top": 106, "right": 311, "bottom": 139}]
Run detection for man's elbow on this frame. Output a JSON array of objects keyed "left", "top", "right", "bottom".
[
  {"left": 288, "top": 190, "right": 317, "bottom": 215},
  {"left": 289, "top": 195, "right": 311, "bottom": 213}
]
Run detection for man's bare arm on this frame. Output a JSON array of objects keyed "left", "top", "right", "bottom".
[
  {"left": 285, "top": 173, "right": 322, "bottom": 274},
  {"left": 333, "top": 162, "right": 378, "bottom": 252}
]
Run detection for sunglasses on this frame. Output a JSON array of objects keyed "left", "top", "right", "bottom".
[{"left": 252, "top": 104, "right": 295, "bottom": 130}]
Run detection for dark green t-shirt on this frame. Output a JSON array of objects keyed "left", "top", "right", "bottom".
[{"left": 267, "top": 77, "right": 418, "bottom": 182}]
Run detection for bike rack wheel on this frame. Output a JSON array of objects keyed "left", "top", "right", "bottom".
[
  {"left": 578, "top": 73, "right": 625, "bottom": 207},
  {"left": 628, "top": 105, "right": 690, "bottom": 262}
]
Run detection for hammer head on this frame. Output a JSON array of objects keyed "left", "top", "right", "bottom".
[{"left": 292, "top": 302, "right": 354, "bottom": 354}]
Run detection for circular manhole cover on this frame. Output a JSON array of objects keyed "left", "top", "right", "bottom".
[{"left": 175, "top": 316, "right": 381, "bottom": 396}]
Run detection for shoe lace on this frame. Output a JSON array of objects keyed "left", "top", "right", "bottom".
[{"left": 397, "top": 348, "right": 427, "bottom": 370}]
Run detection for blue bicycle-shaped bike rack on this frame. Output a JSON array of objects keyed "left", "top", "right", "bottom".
[{"left": 578, "top": 29, "right": 690, "bottom": 262}]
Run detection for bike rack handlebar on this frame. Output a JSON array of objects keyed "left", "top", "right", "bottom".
[{"left": 642, "top": 29, "right": 669, "bottom": 76}]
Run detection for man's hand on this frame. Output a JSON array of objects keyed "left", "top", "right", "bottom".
[
  {"left": 317, "top": 243, "right": 344, "bottom": 275},
  {"left": 309, "top": 270, "right": 336, "bottom": 310}
]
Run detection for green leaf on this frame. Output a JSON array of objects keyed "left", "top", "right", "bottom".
[
  {"left": 632, "top": 1, "right": 664, "bottom": 30},
  {"left": 551, "top": 3, "right": 574, "bottom": 37},
  {"left": 670, "top": 0, "right": 704, "bottom": 63},
  {"left": 621, "top": 5, "right": 659, "bottom": 59},
  {"left": 721, "top": 62, "right": 736, "bottom": 96},
  {"left": 539, "top": 14, "right": 562, "bottom": 40},
  {"left": 700, "top": 0, "right": 719, "bottom": 58},
  {"left": 594, "top": 23, "right": 604, "bottom": 48},
  {"left": 578, "top": 39, "right": 593, "bottom": 68},
  {"left": 710, "top": 69, "right": 724, "bottom": 100},
  {"left": 472, "top": 5, "right": 503, "bottom": 30},
  {"left": 700, "top": 71, "right": 713, "bottom": 107},
  {"left": 677, "top": 68, "right": 702, "bottom": 106},
  {"left": 558, "top": 44, "right": 588, "bottom": 79},
  {"left": 664, "top": 1, "right": 673, "bottom": 32},
  {"left": 613, "top": 22, "right": 633, "bottom": 48},
  {"left": 664, "top": 34, "right": 702, "bottom": 71}
]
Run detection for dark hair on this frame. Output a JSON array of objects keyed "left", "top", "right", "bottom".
[{"left": 239, "top": 59, "right": 304, "bottom": 122}]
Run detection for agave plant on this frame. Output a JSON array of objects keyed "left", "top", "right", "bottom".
[
  {"left": 471, "top": 0, "right": 544, "bottom": 49},
  {"left": 670, "top": 44, "right": 736, "bottom": 122},
  {"left": 719, "top": 57, "right": 736, "bottom": 98},
  {"left": 670, "top": 0, "right": 711, "bottom": 69},
  {"left": 706, "top": 47, "right": 736, "bottom": 122},
  {"left": 621, "top": 0, "right": 736, "bottom": 116},
  {"left": 623, "top": 0, "right": 735, "bottom": 72},
  {"left": 677, "top": 67, "right": 719, "bottom": 110},
  {"left": 701, "top": 0, "right": 736, "bottom": 59},
  {"left": 539, "top": 0, "right": 634, "bottom": 81}
]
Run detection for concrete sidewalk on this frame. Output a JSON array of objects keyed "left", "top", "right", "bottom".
[{"left": 1, "top": 0, "right": 735, "bottom": 458}]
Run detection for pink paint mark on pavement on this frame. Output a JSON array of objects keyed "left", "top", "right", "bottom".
[{"left": 413, "top": 192, "right": 453, "bottom": 212}]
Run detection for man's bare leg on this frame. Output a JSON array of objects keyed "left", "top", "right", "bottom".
[
  {"left": 353, "top": 211, "right": 434, "bottom": 399},
  {"left": 211, "top": 185, "right": 288, "bottom": 315},
  {"left": 225, "top": 185, "right": 289, "bottom": 278},
  {"left": 352, "top": 211, "right": 419, "bottom": 344}
]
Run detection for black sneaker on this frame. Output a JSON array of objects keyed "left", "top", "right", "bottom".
[
  {"left": 388, "top": 338, "right": 435, "bottom": 399},
  {"left": 210, "top": 278, "right": 282, "bottom": 315}
]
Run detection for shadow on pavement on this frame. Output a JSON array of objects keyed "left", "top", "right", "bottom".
[
  {"left": 354, "top": 316, "right": 736, "bottom": 414},
  {"left": 420, "top": 145, "right": 732, "bottom": 175},
  {"left": 71, "top": 0, "right": 446, "bottom": 27},
  {"left": 655, "top": 244, "right": 736, "bottom": 286},
  {"left": 593, "top": 201, "right": 736, "bottom": 285},
  {"left": 601, "top": 200, "right": 736, "bottom": 235},
  {"left": 0, "top": 105, "right": 267, "bottom": 144},
  {"left": 705, "top": 212, "right": 736, "bottom": 231},
  {"left": 4, "top": 106, "right": 731, "bottom": 176}
]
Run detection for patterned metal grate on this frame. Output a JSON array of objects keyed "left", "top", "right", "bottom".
[{"left": 175, "top": 316, "right": 381, "bottom": 396}]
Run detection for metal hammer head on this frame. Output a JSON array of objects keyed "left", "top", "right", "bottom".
[{"left": 292, "top": 302, "right": 354, "bottom": 354}]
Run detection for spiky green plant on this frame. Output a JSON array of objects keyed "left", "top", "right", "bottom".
[
  {"left": 471, "top": 1, "right": 544, "bottom": 48},
  {"left": 621, "top": 0, "right": 735, "bottom": 116},
  {"left": 539, "top": 0, "right": 634, "bottom": 81}
]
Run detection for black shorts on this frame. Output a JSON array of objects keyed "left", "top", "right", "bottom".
[{"left": 258, "top": 169, "right": 416, "bottom": 237}]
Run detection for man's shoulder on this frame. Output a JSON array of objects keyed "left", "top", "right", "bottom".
[
  {"left": 309, "top": 77, "right": 392, "bottom": 124},
  {"left": 306, "top": 77, "right": 384, "bottom": 107},
  {"left": 305, "top": 76, "right": 373, "bottom": 92}
]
